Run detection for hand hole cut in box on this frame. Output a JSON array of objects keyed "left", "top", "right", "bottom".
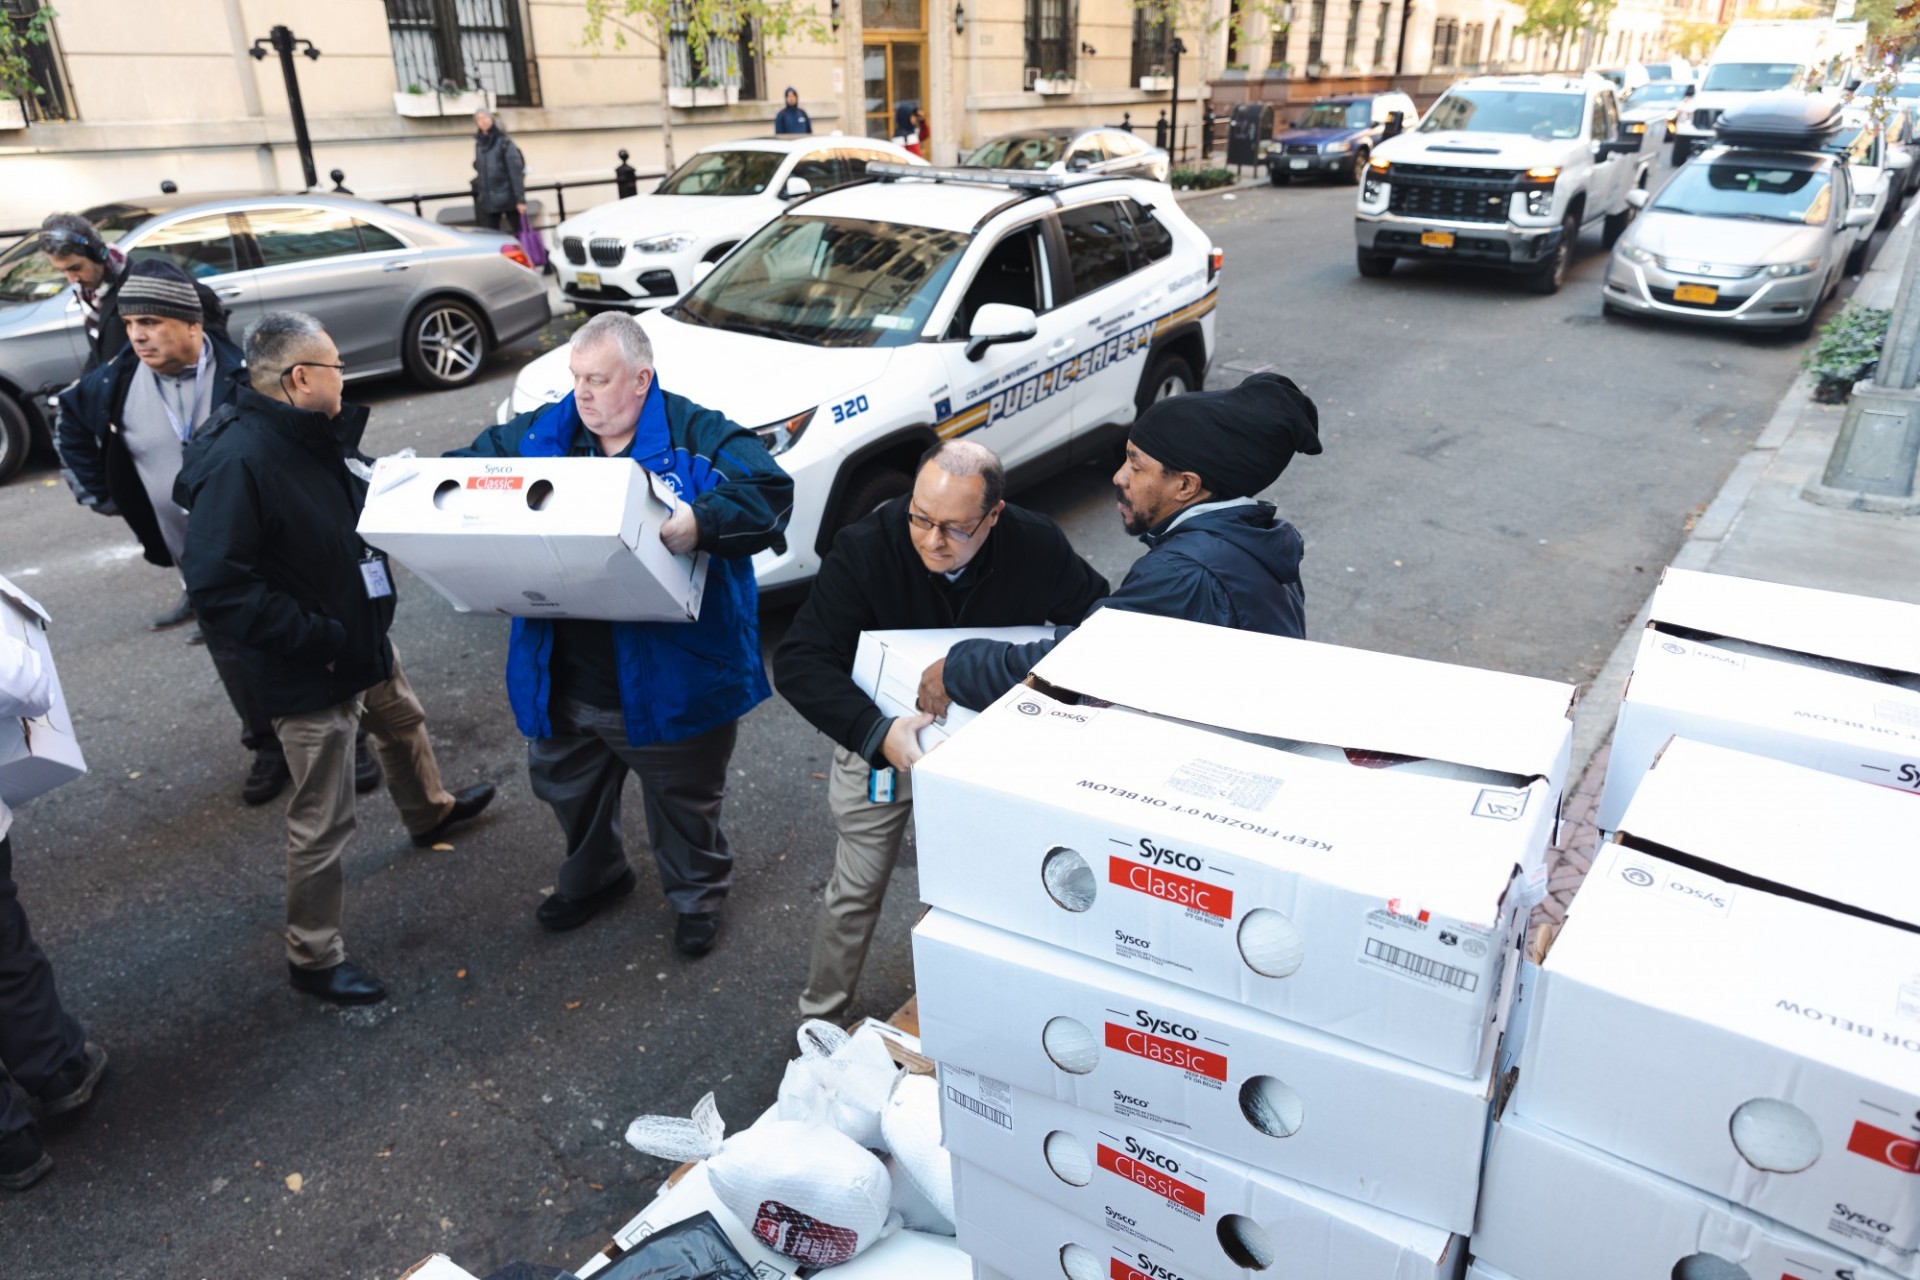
[
  {"left": 1041, "top": 847, "right": 1096, "bottom": 912},
  {"left": 1671, "top": 1254, "right": 1752, "bottom": 1280},
  {"left": 1042, "top": 1016, "right": 1100, "bottom": 1075},
  {"left": 1239, "top": 1074, "right": 1304, "bottom": 1138},
  {"left": 1042, "top": 1129, "right": 1092, "bottom": 1186},
  {"left": 432, "top": 479, "right": 460, "bottom": 509},
  {"left": 1237, "top": 907, "right": 1306, "bottom": 978},
  {"left": 1058, "top": 1242, "right": 1103, "bottom": 1280},
  {"left": 1728, "top": 1097, "right": 1821, "bottom": 1173},
  {"left": 1217, "top": 1213, "right": 1276, "bottom": 1270},
  {"left": 526, "top": 478, "right": 554, "bottom": 511}
]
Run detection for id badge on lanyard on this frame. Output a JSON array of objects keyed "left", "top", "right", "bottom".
[{"left": 359, "top": 551, "right": 394, "bottom": 600}]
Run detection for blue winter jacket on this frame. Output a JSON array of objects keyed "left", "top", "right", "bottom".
[{"left": 450, "top": 380, "right": 793, "bottom": 747}]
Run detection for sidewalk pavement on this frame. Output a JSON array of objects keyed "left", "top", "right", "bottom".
[{"left": 1536, "top": 202, "right": 1920, "bottom": 929}]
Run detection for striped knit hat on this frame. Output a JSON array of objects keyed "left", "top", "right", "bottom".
[{"left": 116, "top": 259, "right": 203, "bottom": 324}]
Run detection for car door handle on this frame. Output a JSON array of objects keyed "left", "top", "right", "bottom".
[
  {"left": 382, "top": 261, "right": 411, "bottom": 273},
  {"left": 216, "top": 287, "right": 245, "bottom": 299},
  {"left": 1046, "top": 337, "right": 1073, "bottom": 356}
]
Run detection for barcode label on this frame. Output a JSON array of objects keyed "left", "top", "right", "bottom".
[
  {"left": 1364, "top": 939, "right": 1479, "bottom": 992},
  {"left": 945, "top": 1084, "right": 1012, "bottom": 1130}
]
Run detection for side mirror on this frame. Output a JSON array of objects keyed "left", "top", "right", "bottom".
[
  {"left": 1625, "top": 187, "right": 1650, "bottom": 210},
  {"left": 1067, "top": 154, "right": 1093, "bottom": 171},
  {"left": 693, "top": 260, "right": 718, "bottom": 286},
  {"left": 1843, "top": 206, "right": 1876, "bottom": 230},
  {"left": 965, "top": 303, "right": 1038, "bottom": 361},
  {"left": 1383, "top": 110, "right": 1405, "bottom": 140},
  {"left": 782, "top": 176, "right": 812, "bottom": 199},
  {"left": 1683, "top": 82, "right": 1696, "bottom": 97},
  {"left": 1890, "top": 151, "right": 1915, "bottom": 172}
]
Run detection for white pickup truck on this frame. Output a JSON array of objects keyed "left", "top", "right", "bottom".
[{"left": 1354, "top": 74, "right": 1654, "bottom": 294}]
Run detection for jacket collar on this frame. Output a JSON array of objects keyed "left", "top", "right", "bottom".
[
  {"left": 235, "top": 385, "right": 371, "bottom": 454},
  {"left": 1140, "top": 496, "right": 1270, "bottom": 548},
  {"left": 528, "top": 376, "right": 670, "bottom": 462}
]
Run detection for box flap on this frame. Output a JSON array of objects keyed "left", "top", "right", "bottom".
[
  {"left": 1617, "top": 737, "right": 1920, "bottom": 932},
  {"left": 0, "top": 572, "right": 51, "bottom": 628},
  {"left": 396, "top": 1256, "right": 484, "bottom": 1280},
  {"left": 1649, "top": 568, "right": 1920, "bottom": 678},
  {"left": 1026, "top": 610, "right": 1575, "bottom": 780}
]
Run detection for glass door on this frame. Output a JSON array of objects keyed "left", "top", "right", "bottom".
[{"left": 862, "top": 0, "right": 927, "bottom": 144}]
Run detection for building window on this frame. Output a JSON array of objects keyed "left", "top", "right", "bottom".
[
  {"left": 2, "top": 0, "right": 72, "bottom": 122},
  {"left": 385, "top": 0, "right": 535, "bottom": 106},
  {"left": 1341, "top": 0, "right": 1360, "bottom": 68},
  {"left": 668, "top": 9, "right": 743, "bottom": 90},
  {"left": 1305, "top": 0, "right": 1325, "bottom": 68},
  {"left": 1025, "top": 0, "right": 1074, "bottom": 81},
  {"left": 1373, "top": 0, "right": 1390, "bottom": 65},
  {"left": 1431, "top": 17, "right": 1458, "bottom": 68},
  {"left": 1132, "top": 5, "right": 1174, "bottom": 83},
  {"left": 1462, "top": 21, "right": 1482, "bottom": 65}
]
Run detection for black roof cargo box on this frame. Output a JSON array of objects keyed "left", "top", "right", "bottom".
[{"left": 1713, "top": 92, "right": 1845, "bottom": 150}]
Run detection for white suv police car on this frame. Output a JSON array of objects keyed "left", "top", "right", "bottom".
[{"left": 502, "top": 164, "right": 1221, "bottom": 593}]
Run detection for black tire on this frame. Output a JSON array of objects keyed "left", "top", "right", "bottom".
[
  {"left": 1135, "top": 350, "right": 1196, "bottom": 415},
  {"left": 1845, "top": 234, "right": 1869, "bottom": 276},
  {"left": 1356, "top": 249, "right": 1395, "bottom": 278},
  {"left": 1528, "top": 212, "right": 1580, "bottom": 296},
  {"left": 835, "top": 466, "right": 913, "bottom": 539},
  {"left": 1602, "top": 201, "right": 1634, "bottom": 249},
  {"left": 1343, "top": 147, "right": 1369, "bottom": 185},
  {"left": 0, "top": 391, "right": 31, "bottom": 483},
  {"left": 1784, "top": 308, "right": 1819, "bottom": 342},
  {"left": 1878, "top": 196, "right": 1900, "bottom": 231},
  {"left": 1269, "top": 169, "right": 1290, "bottom": 186},
  {"left": 402, "top": 297, "right": 490, "bottom": 390},
  {"left": 1671, "top": 140, "right": 1689, "bottom": 167}
]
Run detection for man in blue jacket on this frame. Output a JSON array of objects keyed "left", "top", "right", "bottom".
[
  {"left": 452, "top": 313, "right": 793, "bottom": 957},
  {"left": 773, "top": 87, "right": 811, "bottom": 134},
  {"left": 942, "top": 372, "right": 1322, "bottom": 710}
]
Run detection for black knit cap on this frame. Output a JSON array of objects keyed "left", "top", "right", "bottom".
[
  {"left": 115, "top": 259, "right": 203, "bottom": 325},
  {"left": 1128, "top": 372, "right": 1322, "bottom": 500}
]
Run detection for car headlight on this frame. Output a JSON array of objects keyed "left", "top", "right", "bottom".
[
  {"left": 1765, "top": 259, "right": 1819, "bottom": 277},
  {"left": 1324, "top": 141, "right": 1352, "bottom": 153},
  {"left": 635, "top": 232, "right": 696, "bottom": 253},
  {"left": 1620, "top": 243, "right": 1656, "bottom": 265},
  {"left": 753, "top": 407, "right": 817, "bottom": 457}
]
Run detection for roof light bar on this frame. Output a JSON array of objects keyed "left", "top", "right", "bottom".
[{"left": 866, "top": 162, "right": 1070, "bottom": 192}]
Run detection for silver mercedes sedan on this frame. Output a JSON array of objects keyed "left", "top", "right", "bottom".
[{"left": 0, "top": 192, "right": 553, "bottom": 479}]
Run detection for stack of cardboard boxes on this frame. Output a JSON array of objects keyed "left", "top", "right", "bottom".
[
  {"left": 1475, "top": 570, "right": 1920, "bottom": 1280},
  {"left": 902, "top": 608, "right": 1579, "bottom": 1280}
]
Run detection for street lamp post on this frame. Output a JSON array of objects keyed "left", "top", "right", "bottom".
[
  {"left": 1169, "top": 36, "right": 1188, "bottom": 165},
  {"left": 250, "top": 25, "right": 323, "bottom": 192},
  {"left": 1812, "top": 229, "right": 1920, "bottom": 512}
]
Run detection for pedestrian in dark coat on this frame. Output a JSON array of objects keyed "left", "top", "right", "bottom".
[
  {"left": 774, "top": 440, "right": 1107, "bottom": 1020},
  {"left": 471, "top": 111, "right": 527, "bottom": 234},
  {"left": 773, "top": 87, "right": 812, "bottom": 134},
  {"left": 943, "top": 372, "right": 1322, "bottom": 709}
]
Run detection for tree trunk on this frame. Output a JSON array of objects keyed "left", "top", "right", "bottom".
[{"left": 658, "top": 17, "right": 676, "bottom": 172}]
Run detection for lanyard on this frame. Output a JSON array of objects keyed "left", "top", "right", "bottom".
[{"left": 156, "top": 342, "right": 210, "bottom": 444}]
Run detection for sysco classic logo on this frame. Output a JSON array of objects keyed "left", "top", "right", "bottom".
[
  {"left": 1109, "top": 840, "right": 1232, "bottom": 919},
  {"left": 1098, "top": 1142, "right": 1204, "bottom": 1212},
  {"left": 1848, "top": 1120, "right": 1920, "bottom": 1174},
  {"left": 1105, "top": 1011, "right": 1226, "bottom": 1081}
]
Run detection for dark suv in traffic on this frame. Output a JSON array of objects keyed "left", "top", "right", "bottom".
[{"left": 1268, "top": 91, "right": 1422, "bottom": 185}]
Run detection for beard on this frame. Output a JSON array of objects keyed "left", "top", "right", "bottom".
[{"left": 1116, "top": 486, "right": 1152, "bottom": 537}]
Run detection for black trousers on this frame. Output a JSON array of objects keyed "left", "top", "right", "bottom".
[
  {"left": 198, "top": 616, "right": 280, "bottom": 755},
  {"left": 476, "top": 207, "right": 517, "bottom": 233},
  {"left": 0, "top": 834, "right": 85, "bottom": 1139}
]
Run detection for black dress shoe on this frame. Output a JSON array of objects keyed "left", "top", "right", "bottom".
[
  {"left": 354, "top": 732, "right": 382, "bottom": 795},
  {"left": 288, "top": 961, "right": 387, "bottom": 1005},
  {"left": 0, "top": 1126, "right": 51, "bottom": 1191},
  {"left": 674, "top": 912, "right": 719, "bottom": 957},
  {"left": 38, "top": 1042, "right": 107, "bottom": 1118},
  {"left": 535, "top": 868, "right": 637, "bottom": 932},
  {"left": 242, "top": 751, "right": 291, "bottom": 806},
  {"left": 411, "top": 783, "right": 497, "bottom": 847},
  {"left": 150, "top": 591, "right": 194, "bottom": 632}
]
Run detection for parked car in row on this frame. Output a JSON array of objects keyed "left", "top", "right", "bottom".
[
  {"left": 551, "top": 136, "right": 926, "bottom": 316},
  {"left": 1827, "top": 103, "right": 1916, "bottom": 231},
  {"left": 1266, "top": 92, "right": 1421, "bottom": 186},
  {"left": 0, "top": 192, "right": 549, "bottom": 480},
  {"left": 1618, "top": 79, "right": 1696, "bottom": 150},
  {"left": 963, "top": 127, "right": 1171, "bottom": 185}
]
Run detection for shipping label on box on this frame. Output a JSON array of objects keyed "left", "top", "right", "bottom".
[
  {"left": 1513, "top": 845, "right": 1920, "bottom": 1276},
  {"left": 1475, "top": 1115, "right": 1910, "bottom": 1280},
  {"left": 913, "top": 690, "right": 1550, "bottom": 1076},
  {"left": 0, "top": 573, "right": 86, "bottom": 806},
  {"left": 357, "top": 456, "right": 708, "bottom": 622},
  {"left": 914, "top": 910, "right": 1497, "bottom": 1233},
  {"left": 853, "top": 627, "right": 1053, "bottom": 754},
  {"left": 937, "top": 1067, "right": 1461, "bottom": 1279}
]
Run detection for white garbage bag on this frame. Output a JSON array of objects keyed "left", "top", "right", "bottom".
[
  {"left": 775, "top": 1020, "right": 900, "bottom": 1149},
  {"left": 880, "top": 1073, "right": 954, "bottom": 1231}
]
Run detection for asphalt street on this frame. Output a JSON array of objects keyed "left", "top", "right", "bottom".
[{"left": 0, "top": 170, "right": 1891, "bottom": 1277}]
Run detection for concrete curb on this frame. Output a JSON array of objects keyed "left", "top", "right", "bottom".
[{"left": 1173, "top": 182, "right": 1253, "bottom": 205}]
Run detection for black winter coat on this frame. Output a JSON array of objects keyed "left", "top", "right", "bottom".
[
  {"left": 773, "top": 495, "right": 1109, "bottom": 767},
  {"left": 55, "top": 330, "right": 247, "bottom": 566},
  {"left": 943, "top": 499, "right": 1307, "bottom": 710},
  {"left": 174, "top": 388, "right": 395, "bottom": 718},
  {"left": 472, "top": 127, "right": 527, "bottom": 215}
]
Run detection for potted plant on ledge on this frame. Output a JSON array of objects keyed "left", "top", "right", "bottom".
[
  {"left": 1139, "top": 63, "right": 1173, "bottom": 90},
  {"left": 0, "top": 1, "right": 58, "bottom": 130},
  {"left": 395, "top": 78, "right": 493, "bottom": 118},
  {"left": 1034, "top": 73, "right": 1075, "bottom": 94},
  {"left": 668, "top": 74, "right": 740, "bottom": 107}
]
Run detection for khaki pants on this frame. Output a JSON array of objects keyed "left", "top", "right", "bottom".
[
  {"left": 799, "top": 746, "right": 914, "bottom": 1021},
  {"left": 272, "top": 647, "right": 454, "bottom": 969}
]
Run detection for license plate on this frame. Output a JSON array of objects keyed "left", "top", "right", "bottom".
[
  {"left": 1673, "top": 283, "right": 1718, "bottom": 305},
  {"left": 576, "top": 271, "right": 601, "bottom": 290},
  {"left": 1289, "top": 158, "right": 1309, "bottom": 170},
  {"left": 1421, "top": 231, "right": 1455, "bottom": 249}
]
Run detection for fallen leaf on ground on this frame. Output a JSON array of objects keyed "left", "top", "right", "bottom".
[
  {"left": 285, "top": 1173, "right": 303, "bottom": 1193},
  {"left": 432, "top": 842, "right": 455, "bottom": 852},
  {"left": 564, "top": 1000, "right": 582, "bottom": 1011}
]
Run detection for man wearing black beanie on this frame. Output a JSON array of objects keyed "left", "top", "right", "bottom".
[{"left": 940, "top": 372, "right": 1321, "bottom": 711}]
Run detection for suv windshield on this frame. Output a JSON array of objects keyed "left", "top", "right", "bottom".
[
  {"left": 1700, "top": 62, "right": 1800, "bottom": 92},
  {"left": 657, "top": 151, "right": 785, "bottom": 196},
  {"left": 1625, "top": 82, "right": 1691, "bottom": 105},
  {"left": 0, "top": 205, "right": 153, "bottom": 302},
  {"left": 675, "top": 215, "right": 970, "bottom": 348},
  {"left": 1419, "top": 90, "right": 1585, "bottom": 139},
  {"left": 1652, "top": 160, "right": 1833, "bottom": 224},
  {"left": 1298, "top": 102, "right": 1371, "bottom": 129},
  {"left": 965, "top": 135, "right": 1068, "bottom": 169}
]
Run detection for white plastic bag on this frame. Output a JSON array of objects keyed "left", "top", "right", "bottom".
[
  {"left": 880, "top": 1073, "right": 954, "bottom": 1231},
  {"left": 775, "top": 1020, "right": 900, "bottom": 1149}
]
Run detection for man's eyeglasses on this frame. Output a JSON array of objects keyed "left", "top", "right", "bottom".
[
  {"left": 288, "top": 361, "right": 347, "bottom": 375},
  {"left": 906, "top": 505, "right": 992, "bottom": 544}
]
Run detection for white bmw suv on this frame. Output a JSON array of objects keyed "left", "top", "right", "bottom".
[
  {"left": 553, "top": 135, "right": 925, "bottom": 314},
  {"left": 503, "top": 164, "right": 1221, "bottom": 594}
]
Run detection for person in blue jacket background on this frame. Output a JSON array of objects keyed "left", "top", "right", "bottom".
[
  {"left": 773, "top": 87, "right": 811, "bottom": 134},
  {"left": 451, "top": 313, "right": 792, "bottom": 957}
]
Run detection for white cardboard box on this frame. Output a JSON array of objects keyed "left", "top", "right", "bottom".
[
  {"left": 952, "top": 1159, "right": 1464, "bottom": 1280},
  {"left": 357, "top": 456, "right": 708, "bottom": 622},
  {"left": 1475, "top": 1114, "right": 1910, "bottom": 1280},
  {"left": 937, "top": 1069, "right": 1462, "bottom": 1279},
  {"left": 1597, "top": 568, "right": 1920, "bottom": 830},
  {"left": 397, "top": 1258, "right": 484, "bottom": 1280},
  {"left": 912, "top": 609, "right": 1571, "bottom": 1077},
  {"left": 0, "top": 574, "right": 86, "bottom": 806},
  {"left": 853, "top": 627, "right": 1053, "bottom": 753},
  {"left": 1513, "top": 843, "right": 1920, "bottom": 1275},
  {"left": 914, "top": 910, "right": 1499, "bottom": 1232},
  {"left": 1463, "top": 1265, "right": 1515, "bottom": 1280}
]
